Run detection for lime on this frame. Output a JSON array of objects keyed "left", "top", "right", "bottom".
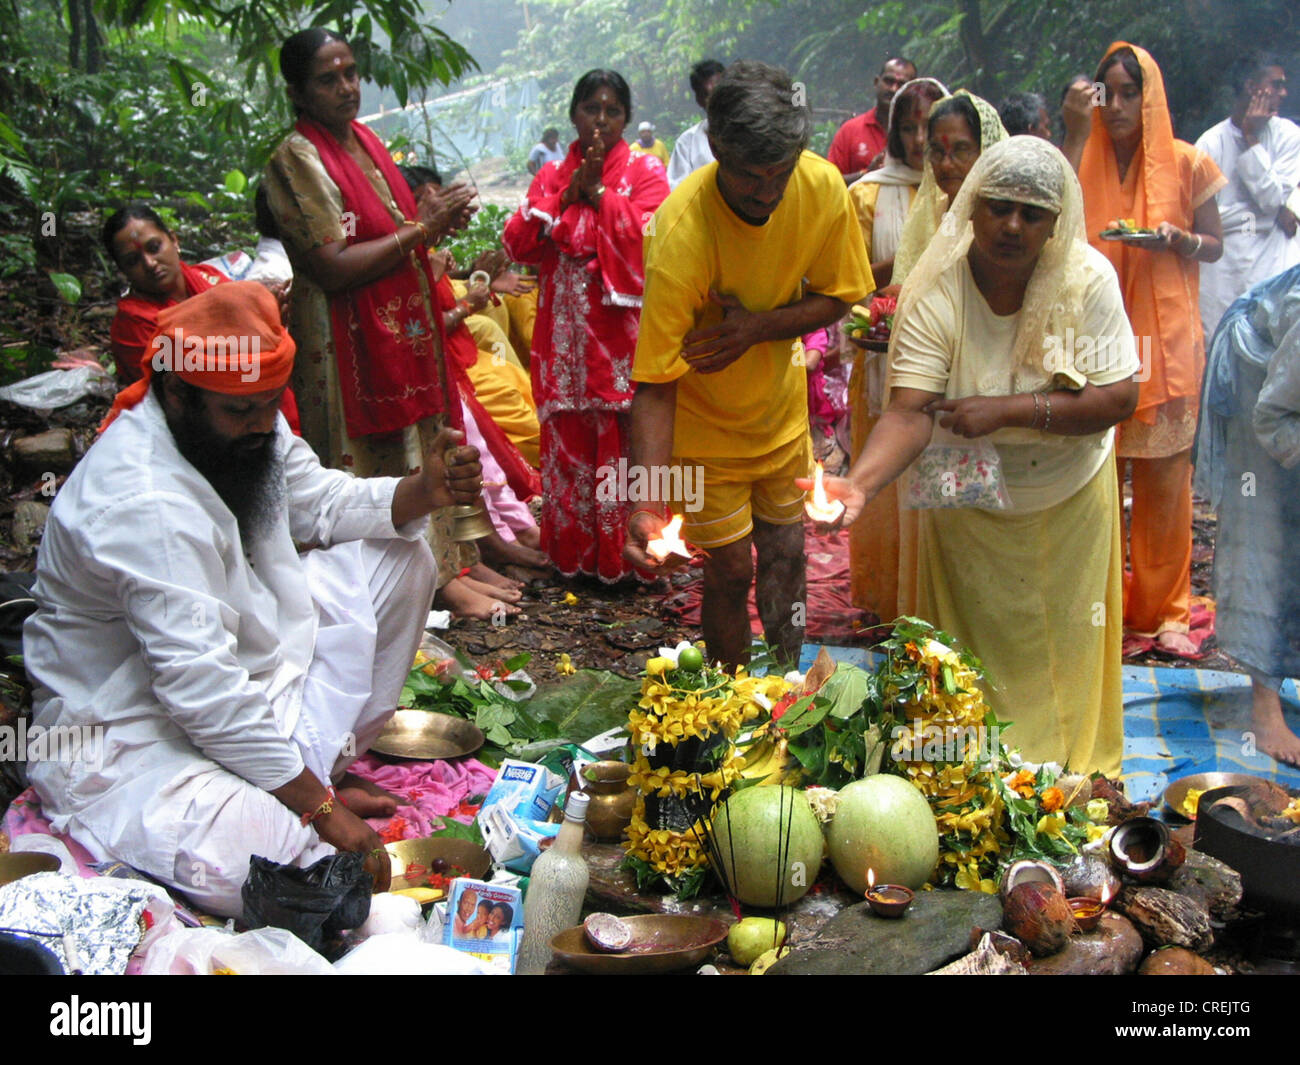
[{"left": 677, "top": 646, "right": 705, "bottom": 671}]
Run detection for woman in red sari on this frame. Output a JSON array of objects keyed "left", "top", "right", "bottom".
[
  {"left": 504, "top": 70, "right": 670, "bottom": 581},
  {"left": 104, "top": 203, "right": 300, "bottom": 431}
]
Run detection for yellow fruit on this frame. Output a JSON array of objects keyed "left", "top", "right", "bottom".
[{"left": 749, "top": 945, "right": 790, "bottom": 975}]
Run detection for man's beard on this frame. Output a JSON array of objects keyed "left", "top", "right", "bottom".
[{"left": 170, "top": 407, "right": 285, "bottom": 545}]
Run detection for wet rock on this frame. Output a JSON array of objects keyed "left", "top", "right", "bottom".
[
  {"left": 10, "top": 501, "right": 49, "bottom": 550},
  {"left": 11, "top": 428, "right": 77, "bottom": 473},
  {"left": 1167, "top": 849, "right": 1242, "bottom": 922},
  {"left": 767, "top": 890, "right": 1004, "bottom": 975},
  {"left": 1117, "top": 886, "right": 1214, "bottom": 952},
  {"left": 1139, "top": 946, "right": 1218, "bottom": 975},
  {"left": 1027, "top": 912, "right": 1144, "bottom": 975}
]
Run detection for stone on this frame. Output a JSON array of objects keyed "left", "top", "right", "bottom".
[
  {"left": 10, "top": 501, "right": 49, "bottom": 550},
  {"left": 1139, "top": 946, "right": 1218, "bottom": 975},
  {"left": 929, "top": 932, "right": 1028, "bottom": 975},
  {"left": 11, "top": 429, "right": 76, "bottom": 473},
  {"left": 767, "top": 890, "right": 1004, "bottom": 975},
  {"left": 1027, "top": 912, "right": 1144, "bottom": 975},
  {"left": 1117, "top": 886, "right": 1214, "bottom": 952},
  {"left": 1167, "top": 849, "right": 1242, "bottom": 922}
]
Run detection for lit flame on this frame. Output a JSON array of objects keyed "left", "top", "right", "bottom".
[
  {"left": 647, "top": 513, "right": 691, "bottom": 562},
  {"left": 804, "top": 461, "right": 845, "bottom": 523},
  {"left": 1100, "top": 882, "right": 1114, "bottom": 907},
  {"left": 867, "top": 867, "right": 876, "bottom": 890}
]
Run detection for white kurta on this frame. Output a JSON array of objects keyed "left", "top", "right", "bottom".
[
  {"left": 667, "top": 119, "right": 714, "bottom": 190},
  {"left": 23, "top": 392, "right": 436, "bottom": 914},
  {"left": 1196, "top": 116, "right": 1300, "bottom": 339}
]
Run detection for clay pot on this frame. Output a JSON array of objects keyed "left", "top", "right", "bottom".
[{"left": 583, "top": 761, "right": 636, "bottom": 842}]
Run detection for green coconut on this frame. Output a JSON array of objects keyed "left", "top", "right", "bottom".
[
  {"left": 828, "top": 776, "right": 939, "bottom": 892},
  {"left": 711, "top": 786, "right": 824, "bottom": 907}
]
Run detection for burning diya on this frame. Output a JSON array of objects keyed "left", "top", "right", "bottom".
[
  {"left": 864, "top": 868, "right": 914, "bottom": 918},
  {"left": 1068, "top": 885, "right": 1113, "bottom": 933},
  {"left": 647, "top": 513, "right": 692, "bottom": 562},
  {"left": 804, "top": 461, "right": 845, "bottom": 523}
]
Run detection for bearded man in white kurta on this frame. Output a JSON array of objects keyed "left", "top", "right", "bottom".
[
  {"left": 22, "top": 283, "right": 481, "bottom": 917},
  {"left": 1196, "top": 56, "right": 1300, "bottom": 339}
]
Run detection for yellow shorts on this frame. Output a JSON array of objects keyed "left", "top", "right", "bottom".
[{"left": 676, "top": 433, "right": 813, "bottom": 549}]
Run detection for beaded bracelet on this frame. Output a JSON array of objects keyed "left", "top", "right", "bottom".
[
  {"left": 1042, "top": 393, "right": 1053, "bottom": 433},
  {"left": 1031, "top": 392, "right": 1042, "bottom": 429}
]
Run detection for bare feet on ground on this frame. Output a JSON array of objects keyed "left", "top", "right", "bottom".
[
  {"left": 435, "top": 576, "right": 521, "bottom": 619},
  {"left": 336, "top": 772, "right": 400, "bottom": 818},
  {"left": 468, "top": 561, "right": 523, "bottom": 592},
  {"left": 1252, "top": 681, "right": 1300, "bottom": 767},
  {"left": 1155, "top": 630, "right": 1199, "bottom": 657},
  {"left": 481, "top": 536, "right": 551, "bottom": 571},
  {"left": 463, "top": 574, "right": 521, "bottom": 602}
]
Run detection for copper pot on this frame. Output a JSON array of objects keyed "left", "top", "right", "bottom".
[{"left": 582, "top": 761, "right": 635, "bottom": 842}]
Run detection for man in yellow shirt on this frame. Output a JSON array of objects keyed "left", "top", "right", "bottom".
[
  {"left": 631, "top": 121, "right": 671, "bottom": 167},
  {"left": 624, "top": 61, "right": 874, "bottom": 669}
]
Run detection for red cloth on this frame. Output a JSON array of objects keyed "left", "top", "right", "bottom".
[
  {"left": 827, "top": 109, "right": 888, "bottom": 176},
  {"left": 296, "top": 117, "right": 448, "bottom": 437},
  {"left": 658, "top": 520, "right": 876, "bottom": 641},
  {"left": 503, "top": 138, "right": 668, "bottom": 419},
  {"left": 503, "top": 138, "right": 668, "bottom": 580},
  {"left": 540, "top": 410, "right": 636, "bottom": 582},
  {"left": 109, "top": 262, "right": 301, "bottom": 434},
  {"left": 433, "top": 274, "right": 540, "bottom": 501}
]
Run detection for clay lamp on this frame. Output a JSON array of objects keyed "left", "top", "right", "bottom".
[
  {"left": 1068, "top": 882, "right": 1114, "bottom": 933},
  {"left": 803, "top": 461, "right": 845, "bottom": 523},
  {"left": 864, "top": 867, "right": 913, "bottom": 918},
  {"left": 646, "top": 513, "right": 691, "bottom": 562}
]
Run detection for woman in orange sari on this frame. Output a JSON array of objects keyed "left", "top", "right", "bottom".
[{"left": 1065, "top": 43, "right": 1225, "bottom": 657}]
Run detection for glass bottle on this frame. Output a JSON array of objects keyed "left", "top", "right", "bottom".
[{"left": 517, "top": 791, "right": 590, "bottom": 975}]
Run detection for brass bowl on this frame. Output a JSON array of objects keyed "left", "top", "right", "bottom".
[
  {"left": 0, "top": 852, "right": 60, "bottom": 887},
  {"left": 550, "top": 914, "right": 728, "bottom": 974},
  {"left": 384, "top": 836, "right": 492, "bottom": 892},
  {"left": 1163, "top": 772, "right": 1269, "bottom": 821},
  {"left": 371, "top": 710, "right": 484, "bottom": 760}
]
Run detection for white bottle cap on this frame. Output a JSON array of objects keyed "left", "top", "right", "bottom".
[{"left": 564, "top": 791, "right": 590, "bottom": 824}]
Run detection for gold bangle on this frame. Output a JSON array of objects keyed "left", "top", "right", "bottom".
[{"left": 392, "top": 231, "right": 403, "bottom": 257}]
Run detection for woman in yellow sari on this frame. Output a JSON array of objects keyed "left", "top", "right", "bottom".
[{"left": 825, "top": 136, "right": 1139, "bottom": 775}]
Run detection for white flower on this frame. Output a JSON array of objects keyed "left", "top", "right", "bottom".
[
  {"left": 657, "top": 640, "right": 695, "bottom": 666},
  {"left": 751, "top": 692, "right": 773, "bottom": 712},
  {"left": 783, "top": 670, "right": 806, "bottom": 686}
]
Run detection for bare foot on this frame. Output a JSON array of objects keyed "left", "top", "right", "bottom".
[
  {"left": 435, "top": 576, "right": 521, "bottom": 620},
  {"left": 516, "top": 526, "right": 541, "bottom": 550},
  {"left": 1252, "top": 681, "right": 1300, "bottom": 767},
  {"left": 482, "top": 535, "right": 550, "bottom": 570},
  {"left": 336, "top": 773, "right": 399, "bottom": 817},
  {"left": 469, "top": 560, "right": 523, "bottom": 591},
  {"left": 1155, "top": 630, "right": 1199, "bottom": 658},
  {"left": 463, "top": 575, "right": 522, "bottom": 603}
]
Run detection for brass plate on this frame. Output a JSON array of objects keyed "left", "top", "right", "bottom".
[
  {"left": 1163, "top": 772, "right": 1270, "bottom": 821},
  {"left": 383, "top": 836, "right": 492, "bottom": 892},
  {"left": 550, "top": 915, "right": 728, "bottom": 974},
  {"left": 0, "top": 852, "right": 60, "bottom": 887},
  {"left": 371, "top": 710, "right": 484, "bottom": 760}
]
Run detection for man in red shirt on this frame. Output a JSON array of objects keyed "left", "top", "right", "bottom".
[{"left": 827, "top": 56, "right": 917, "bottom": 184}]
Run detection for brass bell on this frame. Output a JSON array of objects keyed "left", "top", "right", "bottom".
[{"left": 449, "top": 503, "right": 494, "bottom": 542}]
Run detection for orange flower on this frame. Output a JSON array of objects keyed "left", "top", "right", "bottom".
[
  {"left": 1007, "top": 769, "right": 1037, "bottom": 799},
  {"left": 1040, "top": 787, "right": 1065, "bottom": 813}
]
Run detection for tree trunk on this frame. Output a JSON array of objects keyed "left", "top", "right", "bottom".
[
  {"left": 958, "top": 0, "right": 996, "bottom": 101},
  {"left": 67, "top": 0, "right": 82, "bottom": 69},
  {"left": 83, "top": 0, "right": 102, "bottom": 74}
]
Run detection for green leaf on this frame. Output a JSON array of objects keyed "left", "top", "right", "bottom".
[
  {"left": 503, "top": 652, "right": 531, "bottom": 672},
  {"left": 223, "top": 168, "right": 247, "bottom": 194},
  {"left": 47, "top": 272, "right": 81, "bottom": 304},
  {"left": 820, "top": 663, "right": 871, "bottom": 720},
  {"left": 526, "top": 669, "right": 640, "bottom": 743}
]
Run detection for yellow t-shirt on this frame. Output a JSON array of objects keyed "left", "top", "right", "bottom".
[
  {"left": 633, "top": 151, "right": 874, "bottom": 458},
  {"left": 631, "top": 138, "right": 671, "bottom": 166}
]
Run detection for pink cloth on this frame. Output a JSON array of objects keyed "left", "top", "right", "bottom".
[
  {"left": 348, "top": 753, "right": 496, "bottom": 840},
  {"left": 463, "top": 399, "right": 536, "bottom": 542},
  {"left": 3, "top": 788, "right": 102, "bottom": 878}
]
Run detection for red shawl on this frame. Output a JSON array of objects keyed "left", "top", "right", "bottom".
[
  {"left": 434, "top": 275, "right": 540, "bottom": 501},
  {"left": 296, "top": 117, "right": 446, "bottom": 437}
]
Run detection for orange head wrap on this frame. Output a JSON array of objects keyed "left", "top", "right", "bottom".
[{"left": 100, "top": 281, "right": 295, "bottom": 432}]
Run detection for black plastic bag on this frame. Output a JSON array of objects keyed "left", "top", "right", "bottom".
[{"left": 240, "top": 852, "right": 373, "bottom": 953}]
